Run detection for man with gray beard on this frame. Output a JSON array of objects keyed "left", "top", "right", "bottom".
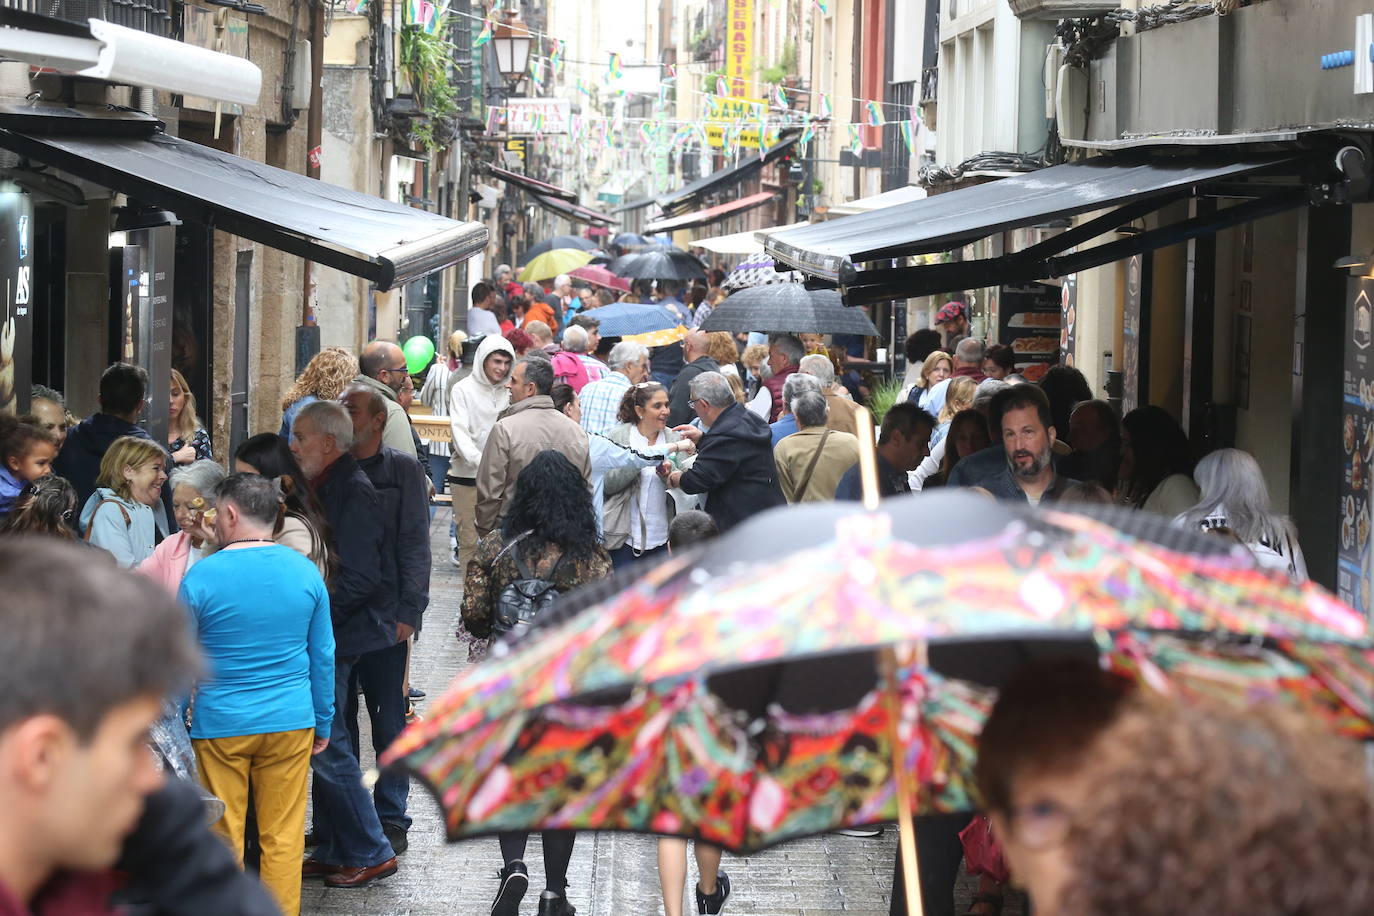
[{"left": 974, "top": 385, "right": 1077, "bottom": 505}]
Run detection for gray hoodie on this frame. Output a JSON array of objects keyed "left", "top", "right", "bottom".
[{"left": 447, "top": 334, "right": 515, "bottom": 480}]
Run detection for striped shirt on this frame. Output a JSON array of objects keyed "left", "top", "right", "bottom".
[
  {"left": 578, "top": 353, "right": 610, "bottom": 384},
  {"left": 419, "top": 360, "right": 458, "bottom": 458},
  {"left": 578, "top": 371, "right": 633, "bottom": 435}
]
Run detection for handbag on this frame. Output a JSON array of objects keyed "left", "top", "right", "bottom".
[
  {"left": 490, "top": 531, "right": 569, "bottom": 638},
  {"left": 958, "top": 814, "right": 1009, "bottom": 884},
  {"left": 795, "top": 428, "right": 833, "bottom": 501}
]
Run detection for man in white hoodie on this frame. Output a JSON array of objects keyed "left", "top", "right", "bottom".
[{"left": 447, "top": 334, "right": 515, "bottom": 571}]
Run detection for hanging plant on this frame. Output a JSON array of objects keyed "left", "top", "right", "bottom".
[{"left": 399, "top": 21, "right": 459, "bottom": 152}]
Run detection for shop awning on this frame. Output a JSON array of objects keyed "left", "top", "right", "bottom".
[
  {"left": 530, "top": 193, "right": 618, "bottom": 227},
  {"left": 691, "top": 220, "right": 808, "bottom": 255},
  {"left": 485, "top": 164, "right": 578, "bottom": 202},
  {"left": 823, "top": 184, "right": 926, "bottom": 218},
  {"left": 644, "top": 191, "right": 777, "bottom": 234},
  {"left": 762, "top": 153, "right": 1314, "bottom": 303},
  {"left": 657, "top": 133, "right": 800, "bottom": 216},
  {"left": 0, "top": 122, "right": 488, "bottom": 290}
]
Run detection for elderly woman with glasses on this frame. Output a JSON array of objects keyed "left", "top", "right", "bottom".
[{"left": 138, "top": 458, "right": 227, "bottom": 594}]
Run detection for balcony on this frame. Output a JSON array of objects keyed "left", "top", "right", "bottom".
[{"left": 0, "top": 0, "right": 174, "bottom": 39}]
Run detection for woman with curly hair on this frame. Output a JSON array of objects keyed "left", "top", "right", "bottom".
[
  {"left": 278, "top": 347, "right": 359, "bottom": 439},
  {"left": 460, "top": 450, "right": 610, "bottom": 916},
  {"left": 1057, "top": 697, "right": 1374, "bottom": 916}
]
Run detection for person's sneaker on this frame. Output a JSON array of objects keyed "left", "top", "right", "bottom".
[
  {"left": 382, "top": 822, "right": 408, "bottom": 856},
  {"left": 695, "top": 871, "right": 731, "bottom": 915},
  {"left": 491, "top": 860, "right": 528, "bottom": 915},
  {"left": 450, "top": 547, "right": 462, "bottom": 568},
  {"left": 535, "top": 890, "right": 577, "bottom": 916},
  {"left": 408, "top": 687, "right": 426, "bottom": 700},
  {"left": 405, "top": 702, "right": 423, "bottom": 724},
  {"left": 833, "top": 826, "right": 884, "bottom": 838}
]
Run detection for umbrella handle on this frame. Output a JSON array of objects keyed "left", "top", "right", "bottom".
[
  {"left": 879, "top": 645, "right": 927, "bottom": 916},
  {"left": 856, "top": 407, "right": 881, "bottom": 511}
]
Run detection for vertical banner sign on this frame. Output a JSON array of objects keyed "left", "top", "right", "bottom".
[
  {"left": 727, "top": 0, "right": 754, "bottom": 100},
  {"left": 1059, "top": 274, "right": 1078, "bottom": 368},
  {"left": 1122, "top": 254, "right": 1142, "bottom": 412},
  {"left": 1339, "top": 276, "right": 1374, "bottom": 617},
  {"left": 0, "top": 190, "right": 33, "bottom": 415}
]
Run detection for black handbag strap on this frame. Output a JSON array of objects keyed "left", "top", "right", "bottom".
[
  {"left": 796, "top": 428, "right": 832, "bottom": 500},
  {"left": 502, "top": 529, "right": 568, "bottom": 582}
]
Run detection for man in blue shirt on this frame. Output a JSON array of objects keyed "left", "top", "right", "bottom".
[{"left": 180, "top": 473, "right": 335, "bottom": 916}]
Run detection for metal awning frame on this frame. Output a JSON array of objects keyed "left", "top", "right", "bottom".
[
  {"left": 528, "top": 191, "right": 618, "bottom": 227},
  {"left": 827, "top": 183, "right": 1313, "bottom": 305}
]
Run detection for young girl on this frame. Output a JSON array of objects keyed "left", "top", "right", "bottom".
[
  {"left": 0, "top": 475, "right": 76, "bottom": 539},
  {"left": 0, "top": 414, "right": 57, "bottom": 517}
]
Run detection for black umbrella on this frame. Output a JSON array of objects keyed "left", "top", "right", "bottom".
[
  {"left": 609, "top": 232, "right": 655, "bottom": 251},
  {"left": 700, "top": 285, "right": 880, "bottom": 336},
  {"left": 609, "top": 247, "right": 707, "bottom": 281},
  {"left": 517, "top": 235, "right": 597, "bottom": 266}
]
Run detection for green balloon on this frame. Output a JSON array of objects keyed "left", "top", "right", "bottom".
[{"left": 403, "top": 335, "right": 436, "bottom": 374}]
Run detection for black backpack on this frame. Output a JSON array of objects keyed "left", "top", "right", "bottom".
[{"left": 491, "top": 531, "right": 568, "bottom": 638}]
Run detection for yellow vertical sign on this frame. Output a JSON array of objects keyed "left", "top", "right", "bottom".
[{"left": 726, "top": 0, "right": 754, "bottom": 99}]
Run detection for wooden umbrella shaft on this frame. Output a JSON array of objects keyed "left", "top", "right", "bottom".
[
  {"left": 879, "top": 645, "right": 926, "bottom": 916},
  {"left": 856, "top": 406, "right": 881, "bottom": 511}
]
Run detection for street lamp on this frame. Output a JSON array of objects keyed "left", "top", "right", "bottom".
[{"left": 491, "top": 8, "right": 532, "bottom": 94}]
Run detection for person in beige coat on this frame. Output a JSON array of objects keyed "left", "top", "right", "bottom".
[
  {"left": 773, "top": 390, "right": 860, "bottom": 503},
  {"left": 798, "top": 353, "right": 860, "bottom": 437},
  {"left": 475, "top": 357, "right": 592, "bottom": 536}
]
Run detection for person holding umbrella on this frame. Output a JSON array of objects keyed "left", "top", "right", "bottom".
[{"left": 664, "top": 372, "right": 784, "bottom": 532}]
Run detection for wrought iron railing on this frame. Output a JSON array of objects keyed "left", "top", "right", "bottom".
[{"left": 0, "top": 0, "right": 174, "bottom": 39}]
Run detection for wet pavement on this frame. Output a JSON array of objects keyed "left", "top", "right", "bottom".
[{"left": 301, "top": 509, "right": 1012, "bottom": 916}]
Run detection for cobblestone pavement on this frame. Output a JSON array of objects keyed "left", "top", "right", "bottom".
[{"left": 302, "top": 510, "right": 1012, "bottom": 916}]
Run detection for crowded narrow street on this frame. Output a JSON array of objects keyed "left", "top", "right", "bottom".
[{"left": 302, "top": 509, "right": 1016, "bottom": 916}]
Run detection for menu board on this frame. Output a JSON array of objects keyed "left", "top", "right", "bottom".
[
  {"left": 998, "top": 282, "right": 1062, "bottom": 383},
  {"left": 1338, "top": 277, "right": 1374, "bottom": 616},
  {"left": 1059, "top": 275, "right": 1078, "bottom": 368},
  {"left": 1122, "top": 255, "right": 1143, "bottom": 411}
]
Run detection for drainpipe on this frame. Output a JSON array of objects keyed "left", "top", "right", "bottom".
[{"left": 298, "top": 0, "right": 325, "bottom": 371}]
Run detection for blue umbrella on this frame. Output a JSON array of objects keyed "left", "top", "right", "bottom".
[{"left": 587, "top": 302, "right": 681, "bottom": 337}]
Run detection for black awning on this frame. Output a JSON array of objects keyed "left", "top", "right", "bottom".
[
  {"left": 612, "top": 195, "right": 658, "bottom": 214},
  {"left": 0, "top": 126, "right": 487, "bottom": 290},
  {"left": 657, "top": 133, "right": 799, "bottom": 216},
  {"left": 530, "top": 193, "right": 618, "bottom": 227},
  {"left": 763, "top": 153, "right": 1313, "bottom": 300},
  {"left": 486, "top": 164, "right": 578, "bottom": 202}
]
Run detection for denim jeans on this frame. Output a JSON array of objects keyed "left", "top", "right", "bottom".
[
  {"left": 310, "top": 655, "right": 395, "bottom": 868},
  {"left": 426, "top": 453, "right": 448, "bottom": 523},
  {"left": 345, "top": 641, "right": 412, "bottom": 831}
]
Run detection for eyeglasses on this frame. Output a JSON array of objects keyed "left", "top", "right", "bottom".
[{"left": 380, "top": 365, "right": 409, "bottom": 375}]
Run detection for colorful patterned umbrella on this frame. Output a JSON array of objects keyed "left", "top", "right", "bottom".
[
  {"left": 722, "top": 255, "right": 801, "bottom": 290},
  {"left": 386, "top": 494, "right": 1370, "bottom": 870}
]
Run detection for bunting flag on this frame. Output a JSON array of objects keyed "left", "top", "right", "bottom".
[
  {"left": 528, "top": 55, "right": 544, "bottom": 89},
  {"left": 607, "top": 52, "right": 624, "bottom": 81},
  {"left": 813, "top": 0, "right": 829, "bottom": 11},
  {"left": 773, "top": 83, "right": 789, "bottom": 109},
  {"left": 576, "top": 78, "right": 593, "bottom": 97},
  {"left": 344, "top": 0, "right": 370, "bottom": 12},
  {"left": 549, "top": 39, "right": 564, "bottom": 75},
  {"left": 656, "top": 82, "right": 670, "bottom": 110},
  {"left": 715, "top": 75, "right": 729, "bottom": 97},
  {"left": 639, "top": 123, "right": 655, "bottom": 147},
  {"left": 705, "top": 94, "right": 720, "bottom": 116},
  {"left": 899, "top": 119, "right": 916, "bottom": 154},
  {"left": 405, "top": 0, "right": 439, "bottom": 32},
  {"left": 847, "top": 123, "right": 864, "bottom": 155},
  {"left": 818, "top": 92, "right": 833, "bottom": 119},
  {"left": 800, "top": 114, "right": 815, "bottom": 145},
  {"left": 864, "top": 99, "right": 886, "bottom": 126},
  {"left": 473, "top": 17, "right": 493, "bottom": 47},
  {"left": 666, "top": 62, "right": 677, "bottom": 80}
]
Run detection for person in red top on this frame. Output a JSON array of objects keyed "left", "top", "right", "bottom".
[
  {"left": 762, "top": 334, "right": 803, "bottom": 422},
  {"left": 523, "top": 294, "right": 557, "bottom": 331},
  {"left": 951, "top": 338, "right": 987, "bottom": 383}
]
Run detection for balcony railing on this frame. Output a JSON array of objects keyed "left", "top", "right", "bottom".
[{"left": 1, "top": 0, "right": 174, "bottom": 39}]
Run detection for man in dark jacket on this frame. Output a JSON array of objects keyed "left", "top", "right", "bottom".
[
  {"left": 667, "top": 330, "right": 720, "bottom": 427},
  {"left": 289, "top": 400, "right": 398, "bottom": 888},
  {"left": 666, "top": 371, "right": 784, "bottom": 532},
  {"left": 54, "top": 362, "right": 157, "bottom": 510},
  {"left": 339, "top": 384, "right": 431, "bottom": 855}
]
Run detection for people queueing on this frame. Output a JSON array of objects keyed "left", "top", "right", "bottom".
[
  {"left": 353, "top": 340, "right": 419, "bottom": 459},
  {"left": 773, "top": 390, "right": 861, "bottom": 504},
  {"left": 339, "top": 384, "right": 432, "bottom": 856},
  {"left": 289, "top": 400, "right": 399, "bottom": 888},
  {"left": 179, "top": 473, "right": 336, "bottom": 916},
  {"left": 449, "top": 334, "right": 515, "bottom": 571},
  {"left": 667, "top": 330, "right": 721, "bottom": 428},
  {"left": 475, "top": 356, "right": 592, "bottom": 539},
  {"left": 663, "top": 371, "right": 785, "bottom": 532},
  {"left": 577, "top": 341, "right": 650, "bottom": 436}
]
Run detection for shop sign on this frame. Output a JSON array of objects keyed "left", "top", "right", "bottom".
[
  {"left": 1059, "top": 274, "right": 1078, "bottom": 367},
  {"left": 0, "top": 190, "right": 33, "bottom": 415},
  {"left": 705, "top": 123, "right": 779, "bottom": 150},
  {"left": 997, "top": 281, "right": 1060, "bottom": 384},
  {"left": 506, "top": 98, "right": 572, "bottom": 135},
  {"left": 1338, "top": 276, "right": 1374, "bottom": 616},
  {"left": 725, "top": 0, "right": 755, "bottom": 99}
]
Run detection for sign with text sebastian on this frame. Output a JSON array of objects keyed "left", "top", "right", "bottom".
[{"left": 726, "top": 0, "right": 755, "bottom": 99}]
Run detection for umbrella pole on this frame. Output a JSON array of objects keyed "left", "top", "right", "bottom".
[
  {"left": 856, "top": 407, "right": 881, "bottom": 511},
  {"left": 879, "top": 645, "right": 926, "bottom": 916}
]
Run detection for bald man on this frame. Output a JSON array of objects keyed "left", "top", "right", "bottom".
[
  {"left": 353, "top": 340, "right": 419, "bottom": 459},
  {"left": 667, "top": 329, "right": 721, "bottom": 427}
]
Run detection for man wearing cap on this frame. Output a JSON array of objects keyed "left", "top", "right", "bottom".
[{"left": 935, "top": 297, "right": 971, "bottom": 349}]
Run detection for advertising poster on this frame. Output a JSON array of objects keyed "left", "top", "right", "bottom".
[
  {"left": 997, "top": 282, "right": 1061, "bottom": 383},
  {"left": 1059, "top": 274, "right": 1078, "bottom": 368},
  {"left": 1122, "top": 254, "right": 1142, "bottom": 412},
  {"left": 0, "top": 190, "right": 33, "bottom": 416},
  {"left": 1338, "top": 276, "right": 1374, "bottom": 616}
]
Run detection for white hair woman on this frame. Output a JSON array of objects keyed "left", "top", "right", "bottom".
[
  {"left": 1175, "top": 448, "right": 1307, "bottom": 580},
  {"left": 138, "top": 458, "right": 228, "bottom": 593}
]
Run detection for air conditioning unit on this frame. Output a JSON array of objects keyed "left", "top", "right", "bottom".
[
  {"left": 1056, "top": 64, "right": 1089, "bottom": 141},
  {"left": 1010, "top": 0, "right": 1121, "bottom": 19},
  {"left": 1044, "top": 43, "right": 1064, "bottom": 119}
]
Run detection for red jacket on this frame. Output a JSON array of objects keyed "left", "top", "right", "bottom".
[
  {"left": 763, "top": 365, "right": 799, "bottom": 423},
  {"left": 952, "top": 365, "right": 986, "bottom": 383}
]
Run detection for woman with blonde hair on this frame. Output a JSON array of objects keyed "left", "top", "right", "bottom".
[
  {"left": 705, "top": 331, "right": 740, "bottom": 370},
  {"left": 80, "top": 435, "right": 167, "bottom": 567},
  {"left": 931, "top": 376, "right": 977, "bottom": 448},
  {"left": 279, "top": 346, "right": 359, "bottom": 439},
  {"left": 168, "top": 368, "right": 211, "bottom": 466},
  {"left": 913, "top": 351, "right": 953, "bottom": 413}
]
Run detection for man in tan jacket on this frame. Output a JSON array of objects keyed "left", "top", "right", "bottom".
[
  {"left": 475, "top": 356, "right": 592, "bottom": 535},
  {"left": 799, "top": 353, "right": 859, "bottom": 437},
  {"left": 773, "top": 390, "right": 860, "bottom": 503}
]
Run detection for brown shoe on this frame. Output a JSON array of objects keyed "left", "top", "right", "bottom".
[
  {"left": 301, "top": 858, "right": 345, "bottom": 879},
  {"left": 322, "top": 857, "right": 398, "bottom": 888}
]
